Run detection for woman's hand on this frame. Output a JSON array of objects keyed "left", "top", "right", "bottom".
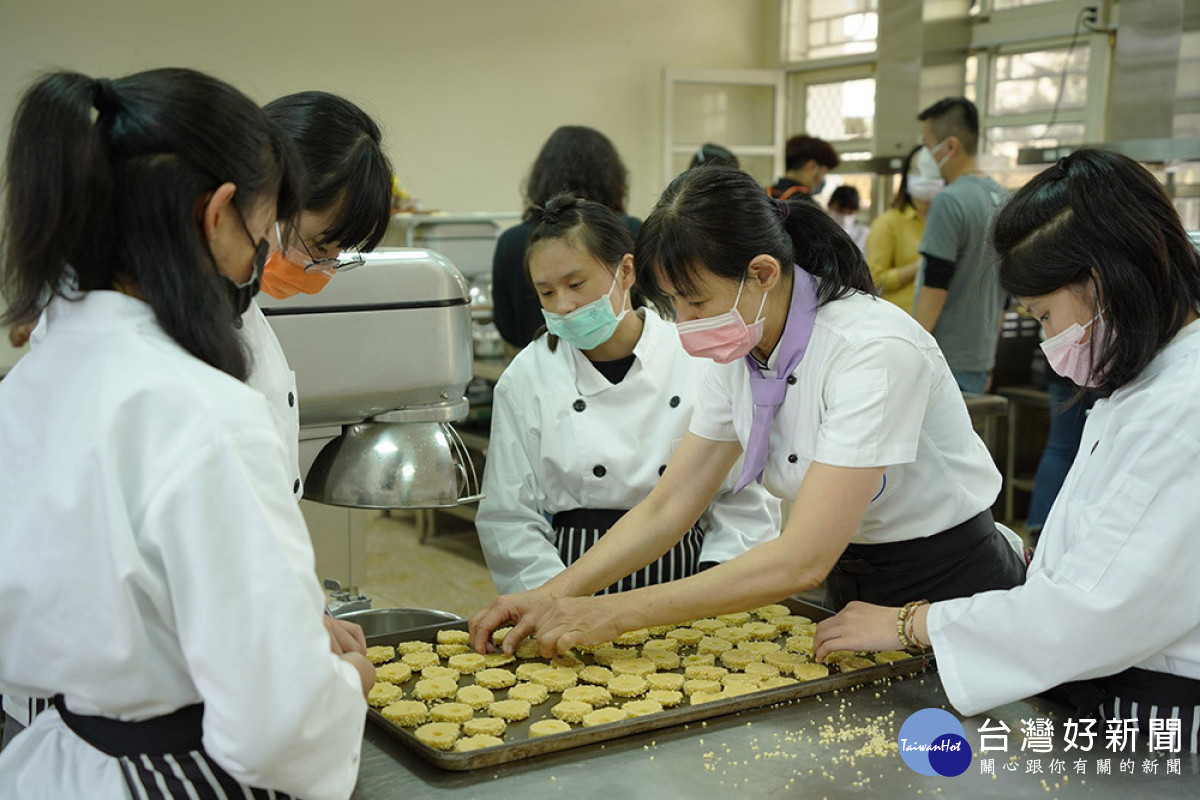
[
  {"left": 814, "top": 601, "right": 903, "bottom": 661},
  {"left": 534, "top": 595, "right": 629, "bottom": 657},
  {"left": 469, "top": 586, "right": 558, "bottom": 655},
  {"left": 323, "top": 614, "right": 367, "bottom": 656},
  {"left": 338, "top": 652, "right": 375, "bottom": 699}
]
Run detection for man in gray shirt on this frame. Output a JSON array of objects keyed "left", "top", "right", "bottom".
[{"left": 913, "top": 97, "right": 1010, "bottom": 394}]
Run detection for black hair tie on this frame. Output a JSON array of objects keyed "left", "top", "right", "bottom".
[
  {"left": 1056, "top": 155, "right": 1070, "bottom": 174},
  {"left": 92, "top": 78, "right": 119, "bottom": 117},
  {"left": 774, "top": 197, "right": 790, "bottom": 220},
  {"left": 539, "top": 207, "right": 559, "bottom": 225}
]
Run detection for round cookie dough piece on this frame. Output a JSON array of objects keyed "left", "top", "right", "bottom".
[
  {"left": 375, "top": 663, "right": 414, "bottom": 685},
  {"left": 483, "top": 652, "right": 516, "bottom": 668},
  {"left": 366, "top": 645, "right": 395, "bottom": 665},
  {"left": 422, "top": 665, "right": 460, "bottom": 682},
  {"left": 475, "top": 668, "right": 518, "bottom": 690},
  {"left": 696, "top": 637, "right": 734, "bottom": 656},
  {"left": 784, "top": 635, "right": 815, "bottom": 655},
  {"left": 514, "top": 638, "right": 541, "bottom": 660},
  {"left": 642, "top": 637, "right": 679, "bottom": 653},
  {"left": 491, "top": 626, "right": 513, "bottom": 646},
  {"left": 550, "top": 700, "right": 593, "bottom": 723},
  {"left": 514, "top": 662, "right": 551, "bottom": 681},
  {"left": 436, "top": 643, "right": 470, "bottom": 658},
  {"left": 609, "top": 658, "right": 657, "bottom": 677},
  {"left": 456, "top": 685, "right": 495, "bottom": 710},
  {"left": 529, "top": 719, "right": 573, "bottom": 738},
  {"left": 396, "top": 640, "right": 433, "bottom": 655},
  {"left": 573, "top": 640, "right": 611, "bottom": 654},
  {"left": 737, "top": 641, "right": 782, "bottom": 657},
  {"left": 646, "top": 689, "right": 683, "bottom": 708},
  {"left": 454, "top": 734, "right": 504, "bottom": 752},
  {"left": 744, "top": 661, "right": 781, "bottom": 680},
  {"left": 716, "top": 611, "right": 752, "bottom": 625},
  {"left": 414, "top": 721, "right": 460, "bottom": 751},
  {"left": 437, "top": 629, "right": 471, "bottom": 645},
  {"left": 621, "top": 699, "right": 663, "bottom": 717},
  {"left": 753, "top": 604, "right": 791, "bottom": 619},
  {"left": 665, "top": 628, "right": 703, "bottom": 646},
  {"left": 530, "top": 666, "right": 578, "bottom": 692},
  {"left": 762, "top": 676, "right": 799, "bottom": 689},
  {"left": 720, "top": 650, "right": 762, "bottom": 671},
  {"left": 368, "top": 682, "right": 404, "bottom": 708},
  {"left": 592, "top": 647, "right": 639, "bottom": 667},
  {"left": 507, "top": 682, "right": 550, "bottom": 705},
  {"left": 607, "top": 674, "right": 648, "bottom": 698},
  {"left": 792, "top": 663, "right": 831, "bottom": 681},
  {"left": 430, "top": 702, "right": 474, "bottom": 724},
  {"left": 723, "top": 673, "right": 763, "bottom": 689},
  {"left": 413, "top": 677, "right": 458, "bottom": 701},
  {"left": 683, "top": 679, "right": 723, "bottom": 696},
  {"left": 680, "top": 653, "right": 715, "bottom": 668},
  {"left": 613, "top": 628, "right": 650, "bottom": 646},
  {"left": 718, "top": 625, "right": 752, "bottom": 644},
  {"left": 684, "top": 665, "right": 728, "bottom": 682},
  {"left": 563, "top": 685, "right": 612, "bottom": 707},
  {"left": 690, "top": 690, "right": 724, "bottom": 705},
  {"left": 765, "top": 652, "right": 809, "bottom": 672},
  {"left": 645, "top": 672, "right": 685, "bottom": 692},
  {"left": 488, "top": 699, "right": 532, "bottom": 721},
  {"left": 463, "top": 716, "right": 507, "bottom": 737},
  {"left": 645, "top": 624, "right": 675, "bottom": 636},
  {"left": 642, "top": 649, "right": 680, "bottom": 670},
  {"left": 380, "top": 700, "right": 427, "bottom": 727},
  {"left": 742, "top": 621, "right": 779, "bottom": 640},
  {"left": 874, "top": 650, "right": 911, "bottom": 664},
  {"left": 401, "top": 652, "right": 440, "bottom": 671},
  {"left": 770, "top": 615, "right": 810, "bottom": 634},
  {"left": 448, "top": 653, "right": 487, "bottom": 674},
  {"left": 723, "top": 682, "right": 760, "bottom": 698},
  {"left": 550, "top": 654, "right": 585, "bottom": 671},
  {"left": 690, "top": 618, "right": 727, "bottom": 633},
  {"left": 836, "top": 656, "right": 877, "bottom": 671},
  {"left": 583, "top": 707, "right": 630, "bottom": 727},
  {"left": 578, "top": 665, "right": 613, "bottom": 686}
]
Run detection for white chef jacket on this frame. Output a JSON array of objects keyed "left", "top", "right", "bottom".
[
  {"left": 477, "top": 308, "right": 782, "bottom": 594},
  {"left": 0, "top": 292, "right": 364, "bottom": 800},
  {"left": 688, "top": 290, "right": 1000, "bottom": 544},
  {"left": 242, "top": 299, "right": 303, "bottom": 501},
  {"left": 929, "top": 319, "right": 1200, "bottom": 716}
]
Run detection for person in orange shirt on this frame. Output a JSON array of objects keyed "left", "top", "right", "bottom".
[{"left": 864, "top": 146, "right": 938, "bottom": 313}]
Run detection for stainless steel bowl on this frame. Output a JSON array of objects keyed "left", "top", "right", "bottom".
[{"left": 334, "top": 606, "right": 464, "bottom": 637}]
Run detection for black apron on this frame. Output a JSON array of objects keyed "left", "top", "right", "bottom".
[
  {"left": 552, "top": 508, "right": 704, "bottom": 594},
  {"left": 51, "top": 696, "right": 296, "bottom": 800},
  {"left": 1042, "top": 669, "right": 1200, "bottom": 753},
  {"left": 824, "top": 508, "right": 1027, "bottom": 609}
]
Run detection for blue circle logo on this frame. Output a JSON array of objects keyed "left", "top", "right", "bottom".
[{"left": 898, "top": 708, "right": 973, "bottom": 777}]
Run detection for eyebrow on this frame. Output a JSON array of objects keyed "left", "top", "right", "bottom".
[{"left": 532, "top": 269, "right": 586, "bottom": 287}]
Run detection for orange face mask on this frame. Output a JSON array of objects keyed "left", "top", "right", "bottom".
[{"left": 260, "top": 251, "right": 332, "bottom": 299}]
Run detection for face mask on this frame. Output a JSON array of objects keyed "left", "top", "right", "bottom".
[
  {"left": 541, "top": 269, "right": 628, "bottom": 350},
  {"left": 836, "top": 212, "right": 857, "bottom": 232},
  {"left": 221, "top": 219, "right": 268, "bottom": 323},
  {"left": 1041, "top": 313, "right": 1105, "bottom": 387},
  {"left": 812, "top": 178, "right": 827, "bottom": 195},
  {"left": 916, "top": 140, "right": 949, "bottom": 181},
  {"left": 676, "top": 275, "right": 769, "bottom": 364},
  {"left": 260, "top": 251, "right": 333, "bottom": 299},
  {"left": 907, "top": 173, "right": 945, "bottom": 201}
]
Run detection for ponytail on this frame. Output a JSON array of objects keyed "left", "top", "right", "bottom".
[{"left": 634, "top": 166, "right": 873, "bottom": 310}]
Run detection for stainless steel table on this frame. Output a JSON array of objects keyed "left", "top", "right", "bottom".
[{"left": 353, "top": 674, "right": 1199, "bottom": 799}]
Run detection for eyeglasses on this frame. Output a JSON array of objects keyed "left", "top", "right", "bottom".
[{"left": 275, "top": 222, "right": 366, "bottom": 276}]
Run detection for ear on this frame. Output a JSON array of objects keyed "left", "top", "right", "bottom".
[
  {"left": 202, "top": 182, "right": 239, "bottom": 241},
  {"left": 746, "top": 254, "right": 782, "bottom": 293},
  {"left": 617, "top": 253, "right": 636, "bottom": 291}
]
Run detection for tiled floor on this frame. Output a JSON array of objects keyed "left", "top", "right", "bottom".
[{"left": 360, "top": 510, "right": 497, "bottom": 620}]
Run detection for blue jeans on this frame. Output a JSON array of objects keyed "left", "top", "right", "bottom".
[
  {"left": 952, "top": 369, "right": 990, "bottom": 394},
  {"left": 1026, "top": 375, "right": 1095, "bottom": 530}
]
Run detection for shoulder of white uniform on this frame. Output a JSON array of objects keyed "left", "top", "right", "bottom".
[
  {"left": 494, "top": 336, "right": 566, "bottom": 392},
  {"left": 813, "top": 292, "right": 927, "bottom": 350}
]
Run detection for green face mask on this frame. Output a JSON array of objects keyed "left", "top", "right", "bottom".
[{"left": 541, "top": 270, "right": 627, "bottom": 350}]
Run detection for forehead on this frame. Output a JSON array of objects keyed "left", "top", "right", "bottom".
[
  {"left": 653, "top": 263, "right": 733, "bottom": 299},
  {"left": 528, "top": 238, "right": 607, "bottom": 280}
]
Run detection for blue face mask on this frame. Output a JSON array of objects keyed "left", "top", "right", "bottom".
[{"left": 541, "top": 270, "right": 627, "bottom": 350}]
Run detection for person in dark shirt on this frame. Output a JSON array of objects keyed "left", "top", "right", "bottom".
[
  {"left": 492, "top": 126, "right": 640, "bottom": 349},
  {"left": 767, "top": 134, "right": 839, "bottom": 200}
]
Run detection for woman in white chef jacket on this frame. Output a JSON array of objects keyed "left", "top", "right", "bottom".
[
  {"left": 469, "top": 167, "right": 1025, "bottom": 654},
  {"left": 0, "top": 69, "right": 371, "bottom": 799},
  {"left": 0, "top": 90, "right": 394, "bottom": 747},
  {"left": 476, "top": 195, "right": 781, "bottom": 594},
  {"left": 815, "top": 150, "right": 1200, "bottom": 751}
]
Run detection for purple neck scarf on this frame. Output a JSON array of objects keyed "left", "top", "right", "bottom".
[{"left": 734, "top": 269, "right": 819, "bottom": 492}]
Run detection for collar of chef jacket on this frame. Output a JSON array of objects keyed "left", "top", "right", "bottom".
[{"left": 566, "top": 308, "right": 670, "bottom": 397}]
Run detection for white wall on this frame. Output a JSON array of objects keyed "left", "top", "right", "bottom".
[{"left": 0, "top": 0, "right": 777, "bottom": 371}]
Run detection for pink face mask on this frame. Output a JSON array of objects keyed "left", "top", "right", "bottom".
[
  {"left": 676, "top": 275, "right": 769, "bottom": 364},
  {"left": 1041, "top": 313, "right": 1105, "bottom": 387}
]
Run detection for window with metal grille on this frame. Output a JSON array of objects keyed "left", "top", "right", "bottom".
[
  {"left": 783, "top": 0, "right": 879, "bottom": 63},
  {"left": 805, "top": 78, "right": 875, "bottom": 143}
]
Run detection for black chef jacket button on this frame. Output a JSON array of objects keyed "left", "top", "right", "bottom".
[
  {"left": 787, "top": 454, "right": 798, "bottom": 464},
  {"left": 669, "top": 395, "right": 681, "bottom": 408},
  {"left": 287, "top": 391, "right": 295, "bottom": 407},
  {"left": 593, "top": 465, "right": 606, "bottom": 478},
  {"left": 786, "top": 375, "right": 797, "bottom": 385},
  {"left": 573, "top": 399, "right": 586, "bottom": 412},
  {"left": 658, "top": 465, "right": 667, "bottom": 476},
  {"left": 293, "top": 478, "right": 302, "bottom": 493}
]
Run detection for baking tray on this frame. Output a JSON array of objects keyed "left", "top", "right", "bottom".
[{"left": 364, "top": 599, "right": 933, "bottom": 771}]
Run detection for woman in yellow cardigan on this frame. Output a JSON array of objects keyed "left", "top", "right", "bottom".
[{"left": 865, "top": 146, "right": 938, "bottom": 313}]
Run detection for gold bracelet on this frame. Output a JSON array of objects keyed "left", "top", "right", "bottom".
[{"left": 897, "top": 600, "right": 930, "bottom": 654}]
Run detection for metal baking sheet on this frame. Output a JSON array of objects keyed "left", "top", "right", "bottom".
[{"left": 364, "top": 599, "right": 933, "bottom": 771}]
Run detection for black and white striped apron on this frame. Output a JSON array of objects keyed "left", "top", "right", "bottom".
[
  {"left": 551, "top": 508, "right": 705, "bottom": 595},
  {"left": 51, "top": 696, "right": 296, "bottom": 800},
  {"left": 1044, "top": 668, "right": 1200, "bottom": 753}
]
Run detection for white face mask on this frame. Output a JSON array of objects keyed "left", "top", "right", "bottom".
[
  {"left": 908, "top": 173, "right": 945, "bottom": 201},
  {"left": 916, "top": 140, "right": 949, "bottom": 179}
]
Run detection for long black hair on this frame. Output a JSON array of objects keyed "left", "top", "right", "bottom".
[
  {"left": 1, "top": 68, "right": 302, "bottom": 380},
  {"left": 892, "top": 145, "right": 923, "bottom": 210},
  {"left": 264, "top": 91, "right": 392, "bottom": 252},
  {"left": 524, "top": 194, "right": 643, "bottom": 352},
  {"left": 634, "top": 166, "right": 874, "bottom": 311},
  {"left": 994, "top": 148, "right": 1200, "bottom": 397},
  {"left": 522, "top": 126, "right": 628, "bottom": 221}
]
